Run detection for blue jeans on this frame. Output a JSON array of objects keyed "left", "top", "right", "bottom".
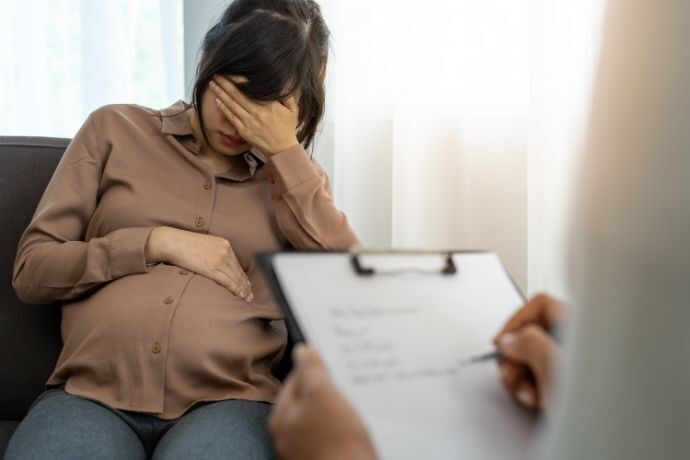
[{"left": 5, "top": 386, "right": 276, "bottom": 460}]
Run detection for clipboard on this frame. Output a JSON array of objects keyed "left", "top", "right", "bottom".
[
  {"left": 259, "top": 250, "right": 536, "bottom": 460},
  {"left": 259, "top": 249, "right": 525, "bottom": 342}
]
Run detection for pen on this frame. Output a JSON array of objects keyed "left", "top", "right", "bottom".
[
  {"left": 459, "top": 327, "right": 561, "bottom": 367},
  {"left": 458, "top": 349, "right": 502, "bottom": 366}
]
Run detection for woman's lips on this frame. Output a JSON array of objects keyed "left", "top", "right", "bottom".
[{"left": 220, "top": 133, "right": 246, "bottom": 148}]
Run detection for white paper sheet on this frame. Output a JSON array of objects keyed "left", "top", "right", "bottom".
[{"left": 273, "top": 252, "right": 537, "bottom": 460}]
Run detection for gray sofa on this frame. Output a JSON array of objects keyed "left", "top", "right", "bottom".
[{"left": 0, "top": 136, "right": 69, "bottom": 455}]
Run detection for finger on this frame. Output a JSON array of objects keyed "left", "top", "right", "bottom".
[
  {"left": 498, "top": 360, "right": 523, "bottom": 393},
  {"left": 220, "top": 250, "right": 251, "bottom": 291},
  {"left": 540, "top": 294, "right": 564, "bottom": 326},
  {"left": 210, "top": 79, "right": 252, "bottom": 122},
  {"left": 268, "top": 372, "right": 299, "bottom": 433},
  {"left": 230, "top": 269, "right": 251, "bottom": 297},
  {"left": 224, "top": 260, "right": 253, "bottom": 301},
  {"left": 292, "top": 344, "right": 331, "bottom": 397},
  {"left": 498, "top": 295, "right": 547, "bottom": 336},
  {"left": 212, "top": 75, "right": 256, "bottom": 115},
  {"left": 497, "top": 325, "right": 557, "bottom": 392},
  {"left": 494, "top": 293, "right": 563, "bottom": 342},
  {"left": 214, "top": 95, "right": 248, "bottom": 135},
  {"left": 513, "top": 381, "right": 539, "bottom": 410},
  {"left": 223, "top": 278, "right": 244, "bottom": 298},
  {"left": 215, "top": 271, "right": 250, "bottom": 300},
  {"left": 499, "top": 361, "right": 541, "bottom": 408}
]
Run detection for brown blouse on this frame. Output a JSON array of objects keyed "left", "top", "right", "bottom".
[{"left": 12, "top": 101, "right": 359, "bottom": 419}]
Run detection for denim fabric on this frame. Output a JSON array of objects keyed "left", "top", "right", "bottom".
[{"left": 4, "top": 387, "right": 275, "bottom": 460}]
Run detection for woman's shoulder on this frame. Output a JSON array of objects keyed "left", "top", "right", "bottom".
[
  {"left": 86, "top": 103, "right": 161, "bottom": 128},
  {"left": 83, "top": 103, "right": 192, "bottom": 141}
]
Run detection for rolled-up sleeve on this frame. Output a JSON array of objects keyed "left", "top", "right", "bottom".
[
  {"left": 12, "top": 111, "right": 156, "bottom": 305},
  {"left": 265, "top": 145, "right": 360, "bottom": 250}
]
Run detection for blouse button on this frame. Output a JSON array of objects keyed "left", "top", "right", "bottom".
[
  {"left": 203, "top": 180, "right": 212, "bottom": 190},
  {"left": 152, "top": 342, "right": 162, "bottom": 354},
  {"left": 195, "top": 217, "right": 205, "bottom": 227},
  {"left": 163, "top": 296, "right": 174, "bottom": 305}
]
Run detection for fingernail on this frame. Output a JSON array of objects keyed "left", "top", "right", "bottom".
[
  {"left": 209, "top": 80, "right": 216, "bottom": 88},
  {"left": 517, "top": 388, "right": 536, "bottom": 408},
  {"left": 247, "top": 293, "right": 254, "bottom": 302},
  {"left": 498, "top": 333, "right": 517, "bottom": 347}
]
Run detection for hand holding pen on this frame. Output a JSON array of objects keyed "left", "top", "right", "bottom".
[
  {"left": 493, "top": 294, "right": 566, "bottom": 415},
  {"left": 460, "top": 294, "right": 566, "bottom": 415}
]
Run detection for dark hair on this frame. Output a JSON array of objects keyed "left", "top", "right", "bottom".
[{"left": 193, "top": 0, "right": 330, "bottom": 150}]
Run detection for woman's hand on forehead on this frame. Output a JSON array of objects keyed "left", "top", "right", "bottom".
[
  {"left": 210, "top": 74, "right": 300, "bottom": 156},
  {"left": 223, "top": 74, "right": 300, "bottom": 105},
  {"left": 226, "top": 75, "right": 249, "bottom": 87}
]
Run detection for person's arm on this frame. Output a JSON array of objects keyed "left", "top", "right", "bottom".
[
  {"left": 210, "top": 75, "right": 361, "bottom": 250},
  {"left": 269, "top": 345, "right": 379, "bottom": 460},
  {"left": 12, "top": 110, "right": 156, "bottom": 305},
  {"left": 265, "top": 146, "right": 361, "bottom": 250}
]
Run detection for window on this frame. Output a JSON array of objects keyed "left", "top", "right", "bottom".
[{"left": 0, "top": 0, "right": 184, "bottom": 138}]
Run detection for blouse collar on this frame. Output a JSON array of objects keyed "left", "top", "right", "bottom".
[{"left": 159, "top": 100, "right": 266, "bottom": 182}]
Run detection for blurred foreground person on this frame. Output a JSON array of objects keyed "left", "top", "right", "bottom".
[{"left": 269, "top": 0, "right": 690, "bottom": 459}]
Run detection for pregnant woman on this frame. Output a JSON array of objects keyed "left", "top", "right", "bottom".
[{"left": 6, "top": 1, "right": 358, "bottom": 459}]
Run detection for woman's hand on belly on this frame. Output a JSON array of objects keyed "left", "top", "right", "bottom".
[{"left": 145, "top": 226, "right": 254, "bottom": 302}]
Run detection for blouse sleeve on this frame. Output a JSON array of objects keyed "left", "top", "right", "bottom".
[
  {"left": 265, "top": 145, "right": 361, "bottom": 250},
  {"left": 12, "top": 110, "right": 156, "bottom": 305}
]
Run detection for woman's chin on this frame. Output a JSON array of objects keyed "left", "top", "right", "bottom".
[{"left": 215, "top": 142, "right": 250, "bottom": 156}]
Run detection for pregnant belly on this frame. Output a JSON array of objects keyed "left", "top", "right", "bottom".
[
  {"left": 167, "top": 274, "right": 287, "bottom": 380},
  {"left": 57, "top": 265, "right": 287, "bottom": 389}
]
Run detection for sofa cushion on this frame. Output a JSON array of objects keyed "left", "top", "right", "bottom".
[{"left": 0, "top": 137, "right": 68, "bottom": 421}]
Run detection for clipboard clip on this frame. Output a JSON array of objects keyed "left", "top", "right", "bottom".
[{"left": 350, "top": 250, "right": 458, "bottom": 277}]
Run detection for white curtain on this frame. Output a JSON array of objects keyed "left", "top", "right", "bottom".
[
  {"left": 315, "top": 0, "right": 606, "bottom": 295},
  {"left": 0, "top": 0, "right": 184, "bottom": 138},
  {"left": 527, "top": 0, "right": 606, "bottom": 299},
  {"left": 1, "top": 0, "right": 606, "bottom": 296}
]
